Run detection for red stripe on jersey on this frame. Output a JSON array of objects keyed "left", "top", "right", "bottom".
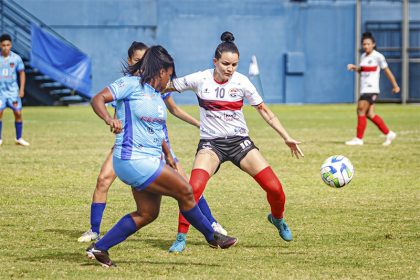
[
  {"left": 198, "top": 97, "right": 243, "bottom": 111},
  {"left": 360, "top": 66, "right": 378, "bottom": 72}
]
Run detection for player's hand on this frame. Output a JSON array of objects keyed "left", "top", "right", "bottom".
[
  {"left": 284, "top": 138, "right": 304, "bottom": 159},
  {"left": 165, "top": 155, "right": 177, "bottom": 170},
  {"left": 19, "top": 90, "right": 25, "bottom": 98},
  {"left": 107, "top": 118, "right": 122, "bottom": 134},
  {"left": 347, "top": 64, "right": 356, "bottom": 71},
  {"left": 392, "top": 86, "right": 400, "bottom": 94}
]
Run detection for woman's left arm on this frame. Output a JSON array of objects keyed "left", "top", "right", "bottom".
[
  {"left": 254, "top": 102, "right": 304, "bottom": 158},
  {"left": 383, "top": 67, "right": 400, "bottom": 94}
]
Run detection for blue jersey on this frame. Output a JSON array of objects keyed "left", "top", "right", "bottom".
[
  {"left": 108, "top": 76, "right": 167, "bottom": 160},
  {"left": 0, "top": 51, "right": 24, "bottom": 98}
]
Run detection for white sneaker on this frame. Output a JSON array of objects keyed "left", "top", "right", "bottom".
[
  {"left": 345, "top": 137, "right": 364, "bottom": 146},
  {"left": 15, "top": 138, "right": 30, "bottom": 146},
  {"left": 78, "top": 229, "right": 100, "bottom": 243},
  {"left": 211, "top": 222, "right": 227, "bottom": 235},
  {"left": 383, "top": 131, "right": 396, "bottom": 146}
]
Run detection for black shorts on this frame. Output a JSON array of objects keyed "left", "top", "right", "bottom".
[
  {"left": 196, "top": 136, "right": 258, "bottom": 169},
  {"left": 359, "top": 93, "right": 379, "bottom": 105}
]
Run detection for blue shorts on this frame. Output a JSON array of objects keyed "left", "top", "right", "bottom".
[
  {"left": 113, "top": 156, "right": 164, "bottom": 191},
  {"left": 0, "top": 96, "right": 22, "bottom": 111}
]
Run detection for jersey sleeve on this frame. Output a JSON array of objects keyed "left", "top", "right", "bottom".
[
  {"left": 377, "top": 53, "right": 388, "bottom": 69},
  {"left": 172, "top": 71, "right": 203, "bottom": 93},
  {"left": 107, "top": 77, "right": 134, "bottom": 101},
  {"left": 16, "top": 55, "right": 25, "bottom": 72},
  {"left": 243, "top": 77, "right": 263, "bottom": 105},
  {"left": 161, "top": 92, "right": 172, "bottom": 100}
]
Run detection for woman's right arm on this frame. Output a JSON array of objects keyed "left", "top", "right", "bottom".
[
  {"left": 91, "top": 88, "right": 122, "bottom": 134},
  {"left": 347, "top": 64, "right": 361, "bottom": 73}
]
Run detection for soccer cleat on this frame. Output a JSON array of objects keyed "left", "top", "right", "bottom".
[
  {"left": 211, "top": 222, "right": 227, "bottom": 235},
  {"left": 267, "top": 214, "right": 293, "bottom": 242},
  {"left": 168, "top": 233, "right": 187, "bottom": 253},
  {"left": 78, "top": 229, "right": 100, "bottom": 243},
  {"left": 15, "top": 138, "right": 30, "bottom": 146},
  {"left": 208, "top": 232, "right": 238, "bottom": 249},
  {"left": 0, "top": 139, "right": 2, "bottom": 146},
  {"left": 345, "top": 137, "right": 363, "bottom": 146},
  {"left": 86, "top": 243, "right": 116, "bottom": 268},
  {"left": 383, "top": 131, "right": 396, "bottom": 146}
]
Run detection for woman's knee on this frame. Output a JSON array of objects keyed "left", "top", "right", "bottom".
[
  {"left": 135, "top": 209, "right": 159, "bottom": 225},
  {"left": 96, "top": 172, "right": 115, "bottom": 191}
]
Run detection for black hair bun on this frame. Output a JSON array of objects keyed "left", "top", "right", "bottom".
[{"left": 221, "top": 31, "right": 235, "bottom": 43}]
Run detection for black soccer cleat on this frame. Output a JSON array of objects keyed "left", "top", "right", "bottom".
[
  {"left": 208, "top": 232, "right": 238, "bottom": 249},
  {"left": 86, "top": 243, "right": 116, "bottom": 268}
]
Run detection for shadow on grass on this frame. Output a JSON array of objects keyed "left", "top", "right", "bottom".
[
  {"left": 16, "top": 251, "right": 82, "bottom": 263},
  {"left": 44, "top": 228, "right": 83, "bottom": 239}
]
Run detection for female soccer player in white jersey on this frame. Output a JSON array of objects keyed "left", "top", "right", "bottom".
[
  {"left": 87, "top": 46, "right": 237, "bottom": 267},
  {"left": 346, "top": 32, "right": 400, "bottom": 146},
  {"left": 166, "top": 32, "right": 304, "bottom": 253},
  {"left": 0, "top": 34, "right": 29, "bottom": 146},
  {"left": 79, "top": 42, "right": 226, "bottom": 243}
]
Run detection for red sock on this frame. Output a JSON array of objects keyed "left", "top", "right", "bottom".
[
  {"left": 177, "top": 169, "right": 210, "bottom": 233},
  {"left": 253, "top": 166, "right": 286, "bottom": 219},
  {"left": 370, "top": 115, "right": 389, "bottom": 135},
  {"left": 357, "top": 115, "right": 367, "bottom": 139}
]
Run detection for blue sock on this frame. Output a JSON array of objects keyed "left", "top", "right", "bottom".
[
  {"left": 90, "top": 203, "right": 106, "bottom": 234},
  {"left": 95, "top": 213, "right": 137, "bottom": 251},
  {"left": 0, "top": 121, "right": 2, "bottom": 140},
  {"left": 181, "top": 204, "right": 214, "bottom": 242},
  {"left": 15, "top": 121, "right": 22, "bottom": 140},
  {"left": 198, "top": 196, "right": 216, "bottom": 224}
]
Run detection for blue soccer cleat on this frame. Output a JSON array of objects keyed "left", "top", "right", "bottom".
[
  {"left": 168, "top": 233, "right": 187, "bottom": 253},
  {"left": 267, "top": 214, "right": 293, "bottom": 241}
]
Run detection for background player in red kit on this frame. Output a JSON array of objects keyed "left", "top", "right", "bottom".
[
  {"left": 166, "top": 31, "right": 304, "bottom": 253},
  {"left": 346, "top": 32, "right": 400, "bottom": 146}
]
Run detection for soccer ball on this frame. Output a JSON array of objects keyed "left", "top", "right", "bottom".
[{"left": 320, "top": 155, "right": 354, "bottom": 188}]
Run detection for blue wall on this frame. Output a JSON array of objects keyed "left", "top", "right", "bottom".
[{"left": 15, "top": 0, "right": 420, "bottom": 104}]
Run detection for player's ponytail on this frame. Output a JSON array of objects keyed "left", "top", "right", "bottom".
[{"left": 215, "top": 31, "right": 239, "bottom": 59}]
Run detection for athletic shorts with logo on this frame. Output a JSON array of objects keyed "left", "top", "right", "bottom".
[
  {"left": 196, "top": 136, "right": 258, "bottom": 170},
  {"left": 113, "top": 156, "right": 164, "bottom": 191},
  {"left": 0, "top": 96, "right": 22, "bottom": 111}
]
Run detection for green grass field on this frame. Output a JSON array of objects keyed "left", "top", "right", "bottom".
[{"left": 0, "top": 104, "right": 419, "bottom": 279}]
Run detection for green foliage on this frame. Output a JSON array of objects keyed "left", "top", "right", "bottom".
[{"left": 0, "top": 104, "right": 419, "bottom": 279}]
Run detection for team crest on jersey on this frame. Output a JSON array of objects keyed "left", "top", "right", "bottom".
[
  {"left": 368, "top": 60, "right": 372, "bottom": 64},
  {"left": 229, "top": 88, "right": 240, "bottom": 97},
  {"left": 9, "top": 62, "right": 15, "bottom": 69}
]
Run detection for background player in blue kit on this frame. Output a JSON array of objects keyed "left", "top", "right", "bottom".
[
  {"left": 87, "top": 45, "right": 237, "bottom": 267},
  {"left": 78, "top": 42, "right": 227, "bottom": 243},
  {"left": 0, "top": 33, "right": 29, "bottom": 146}
]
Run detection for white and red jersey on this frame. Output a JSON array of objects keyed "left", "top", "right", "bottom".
[
  {"left": 359, "top": 50, "right": 388, "bottom": 94},
  {"left": 173, "top": 69, "right": 263, "bottom": 139}
]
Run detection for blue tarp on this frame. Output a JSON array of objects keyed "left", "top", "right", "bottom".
[{"left": 30, "top": 24, "right": 92, "bottom": 98}]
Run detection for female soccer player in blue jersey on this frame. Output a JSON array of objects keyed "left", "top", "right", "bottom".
[
  {"left": 78, "top": 42, "right": 226, "bottom": 243},
  {"left": 0, "top": 34, "right": 29, "bottom": 146},
  {"left": 165, "top": 32, "right": 304, "bottom": 253},
  {"left": 87, "top": 45, "right": 237, "bottom": 267}
]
